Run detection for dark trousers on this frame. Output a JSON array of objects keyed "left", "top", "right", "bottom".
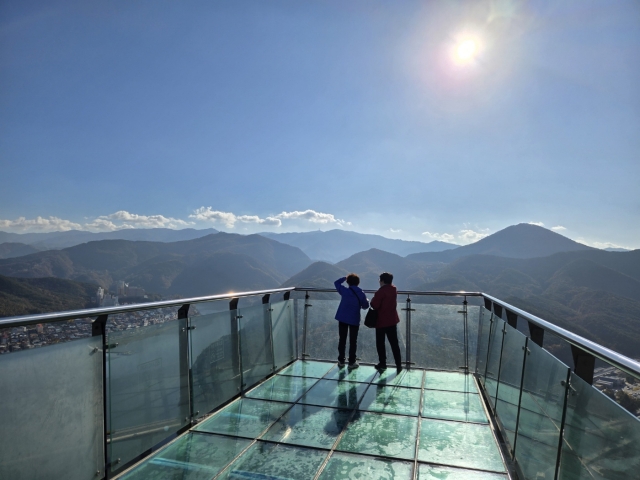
[
  {"left": 376, "top": 325, "right": 402, "bottom": 368},
  {"left": 338, "top": 321, "right": 359, "bottom": 364}
]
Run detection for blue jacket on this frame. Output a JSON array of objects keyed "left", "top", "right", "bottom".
[{"left": 334, "top": 277, "right": 369, "bottom": 325}]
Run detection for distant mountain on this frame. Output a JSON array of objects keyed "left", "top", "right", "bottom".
[
  {"left": 0, "top": 274, "right": 97, "bottom": 317},
  {"left": 0, "top": 228, "right": 219, "bottom": 250},
  {"left": 0, "top": 233, "right": 312, "bottom": 296},
  {"left": 0, "top": 243, "right": 41, "bottom": 259},
  {"left": 605, "top": 247, "right": 631, "bottom": 252},
  {"left": 407, "top": 223, "right": 593, "bottom": 263},
  {"left": 414, "top": 250, "right": 640, "bottom": 360},
  {"left": 280, "top": 248, "right": 447, "bottom": 291},
  {"left": 259, "top": 229, "right": 457, "bottom": 263}
]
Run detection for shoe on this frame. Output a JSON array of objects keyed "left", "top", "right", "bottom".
[
  {"left": 396, "top": 365, "right": 403, "bottom": 373},
  {"left": 348, "top": 361, "right": 359, "bottom": 369},
  {"left": 375, "top": 364, "right": 387, "bottom": 372},
  {"left": 338, "top": 360, "right": 346, "bottom": 368}
]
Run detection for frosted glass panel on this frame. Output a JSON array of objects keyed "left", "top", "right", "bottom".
[
  {"left": 0, "top": 336, "right": 103, "bottom": 480},
  {"left": 239, "top": 304, "right": 274, "bottom": 390},
  {"left": 271, "top": 300, "right": 295, "bottom": 370},
  {"left": 107, "top": 313, "right": 189, "bottom": 470},
  {"left": 410, "top": 304, "right": 466, "bottom": 371},
  {"left": 190, "top": 309, "right": 241, "bottom": 417}
]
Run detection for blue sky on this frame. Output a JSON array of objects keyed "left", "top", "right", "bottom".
[{"left": 1, "top": 0, "right": 638, "bottom": 248}]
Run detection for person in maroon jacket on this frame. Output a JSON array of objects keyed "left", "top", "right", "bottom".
[{"left": 370, "top": 272, "right": 402, "bottom": 372}]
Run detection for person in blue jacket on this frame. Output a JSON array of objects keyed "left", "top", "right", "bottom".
[{"left": 334, "top": 274, "right": 369, "bottom": 369}]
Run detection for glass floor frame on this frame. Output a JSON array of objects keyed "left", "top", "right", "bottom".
[{"left": 118, "top": 360, "right": 512, "bottom": 480}]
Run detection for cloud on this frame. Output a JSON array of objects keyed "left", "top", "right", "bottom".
[
  {"left": 459, "top": 229, "right": 490, "bottom": 243},
  {"left": 422, "top": 231, "right": 456, "bottom": 242},
  {"left": 95, "top": 211, "right": 192, "bottom": 230},
  {"left": 528, "top": 221, "right": 545, "bottom": 227},
  {"left": 189, "top": 207, "right": 283, "bottom": 227},
  {"left": 0, "top": 216, "right": 83, "bottom": 233},
  {"left": 423, "top": 228, "right": 490, "bottom": 245},
  {"left": 389, "top": 228, "right": 402, "bottom": 233},
  {"left": 190, "top": 207, "right": 348, "bottom": 228},
  {"left": 551, "top": 225, "right": 566, "bottom": 231},
  {"left": 274, "top": 210, "right": 350, "bottom": 226}
]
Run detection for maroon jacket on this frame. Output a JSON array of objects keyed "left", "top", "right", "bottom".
[{"left": 370, "top": 284, "right": 400, "bottom": 328}]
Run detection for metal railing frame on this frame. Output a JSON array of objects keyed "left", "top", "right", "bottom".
[{"left": 2, "top": 286, "right": 640, "bottom": 479}]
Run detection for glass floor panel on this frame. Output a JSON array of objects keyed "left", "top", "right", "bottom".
[
  {"left": 120, "top": 432, "right": 251, "bottom": 480},
  {"left": 298, "top": 379, "right": 368, "bottom": 409},
  {"left": 417, "top": 464, "right": 508, "bottom": 479},
  {"left": 359, "top": 384, "right": 422, "bottom": 416},
  {"left": 277, "top": 359, "right": 335, "bottom": 378},
  {"left": 194, "top": 398, "right": 292, "bottom": 438},
  {"left": 324, "top": 364, "right": 379, "bottom": 383},
  {"left": 336, "top": 411, "right": 418, "bottom": 460},
  {"left": 319, "top": 451, "right": 413, "bottom": 479},
  {"left": 424, "top": 371, "right": 478, "bottom": 393},
  {"left": 418, "top": 418, "right": 506, "bottom": 473},
  {"left": 245, "top": 374, "right": 318, "bottom": 403},
  {"left": 118, "top": 364, "right": 509, "bottom": 479},
  {"left": 262, "top": 403, "right": 352, "bottom": 448},
  {"left": 219, "top": 441, "right": 328, "bottom": 480},
  {"left": 374, "top": 368, "right": 424, "bottom": 388},
  {"left": 422, "top": 390, "right": 488, "bottom": 424}
]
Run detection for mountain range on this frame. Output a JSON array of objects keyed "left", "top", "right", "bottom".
[
  {"left": 259, "top": 229, "right": 457, "bottom": 262},
  {"left": 0, "top": 233, "right": 311, "bottom": 297},
  {"left": 1, "top": 223, "right": 638, "bottom": 362},
  {"left": 0, "top": 227, "right": 219, "bottom": 250}
]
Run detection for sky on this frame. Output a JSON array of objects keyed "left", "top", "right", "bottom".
[{"left": 1, "top": 0, "right": 638, "bottom": 249}]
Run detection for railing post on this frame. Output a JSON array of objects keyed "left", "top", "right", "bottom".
[
  {"left": 458, "top": 297, "right": 468, "bottom": 372},
  {"left": 302, "top": 291, "right": 310, "bottom": 358},
  {"left": 554, "top": 368, "right": 572, "bottom": 480},
  {"left": 229, "top": 298, "right": 242, "bottom": 390},
  {"left": 92, "top": 314, "right": 109, "bottom": 479},
  {"left": 493, "top": 321, "right": 507, "bottom": 414},
  {"left": 177, "top": 304, "right": 192, "bottom": 420},
  {"left": 511, "top": 337, "right": 530, "bottom": 458},
  {"left": 404, "top": 295, "right": 413, "bottom": 368},
  {"left": 570, "top": 345, "right": 595, "bottom": 385},
  {"left": 263, "top": 294, "right": 276, "bottom": 372},
  {"left": 482, "top": 306, "right": 495, "bottom": 383},
  {"left": 475, "top": 305, "right": 484, "bottom": 374}
]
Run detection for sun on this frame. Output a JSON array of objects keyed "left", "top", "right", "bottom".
[{"left": 456, "top": 39, "right": 477, "bottom": 62}]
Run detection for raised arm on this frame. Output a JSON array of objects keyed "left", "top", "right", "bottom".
[{"left": 334, "top": 277, "right": 348, "bottom": 295}]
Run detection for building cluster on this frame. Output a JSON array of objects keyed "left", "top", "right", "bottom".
[
  {"left": 95, "top": 282, "right": 147, "bottom": 307},
  {"left": 0, "top": 308, "right": 176, "bottom": 354},
  {"left": 594, "top": 366, "right": 640, "bottom": 416}
]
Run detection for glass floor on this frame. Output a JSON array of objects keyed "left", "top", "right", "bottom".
[{"left": 119, "top": 361, "right": 510, "bottom": 480}]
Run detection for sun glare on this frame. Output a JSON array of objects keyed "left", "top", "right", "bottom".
[{"left": 456, "top": 39, "right": 477, "bottom": 61}]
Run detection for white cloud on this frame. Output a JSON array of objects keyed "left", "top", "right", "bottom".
[
  {"left": 423, "top": 228, "right": 490, "bottom": 245},
  {"left": 551, "top": 225, "right": 566, "bottom": 231},
  {"left": 0, "top": 216, "right": 83, "bottom": 233},
  {"left": 422, "top": 231, "right": 456, "bottom": 242},
  {"left": 389, "top": 228, "right": 402, "bottom": 233},
  {"left": 459, "top": 229, "right": 490, "bottom": 244},
  {"left": 528, "top": 221, "right": 545, "bottom": 227},
  {"left": 95, "top": 211, "right": 192, "bottom": 230},
  {"left": 189, "top": 207, "right": 348, "bottom": 228},
  {"left": 274, "top": 209, "right": 350, "bottom": 226}
]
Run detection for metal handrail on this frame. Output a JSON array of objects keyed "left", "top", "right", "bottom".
[
  {"left": 0, "top": 287, "right": 296, "bottom": 328},
  {"left": 1, "top": 286, "right": 638, "bottom": 379},
  {"left": 484, "top": 293, "right": 640, "bottom": 380}
]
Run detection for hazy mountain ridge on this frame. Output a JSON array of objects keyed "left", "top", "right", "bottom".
[
  {"left": 0, "top": 242, "right": 42, "bottom": 259},
  {"left": 0, "top": 274, "right": 97, "bottom": 317},
  {"left": 259, "top": 229, "right": 457, "bottom": 263},
  {"left": 0, "top": 227, "right": 219, "bottom": 250},
  {"left": 0, "top": 233, "right": 311, "bottom": 297}
]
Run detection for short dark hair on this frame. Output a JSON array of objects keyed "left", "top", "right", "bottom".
[
  {"left": 379, "top": 272, "right": 393, "bottom": 285},
  {"left": 346, "top": 273, "right": 360, "bottom": 286}
]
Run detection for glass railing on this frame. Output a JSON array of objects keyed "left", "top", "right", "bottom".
[
  {"left": 1, "top": 287, "right": 639, "bottom": 479},
  {"left": 476, "top": 302, "right": 640, "bottom": 479}
]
